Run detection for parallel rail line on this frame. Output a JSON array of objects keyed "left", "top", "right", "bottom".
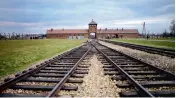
[
  {"left": 100, "top": 39, "right": 175, "bottom": 58},
  {"left": 0, "top": 42, "right": 92, "bottom": 97},
  {"left": 93, "top": 41, "right": 175, "bottom": 97},
  {"left": 0, "top": 40, "right": 174, "bottom": 97}
]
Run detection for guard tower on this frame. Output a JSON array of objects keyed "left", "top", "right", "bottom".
[{"left": 88, "top": 19, "right": 97, "bottom": 39}]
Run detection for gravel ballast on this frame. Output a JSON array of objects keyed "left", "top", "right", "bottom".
[
  {"left": 77, "top": 54, "right": 121, "bottom": 97},
  {"left": 99, "top": 41, "right": 175, "bottom": 73}
]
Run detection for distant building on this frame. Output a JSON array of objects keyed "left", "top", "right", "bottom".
[{"left": 46, "top": 19, "right": 139, "bottom": 39}]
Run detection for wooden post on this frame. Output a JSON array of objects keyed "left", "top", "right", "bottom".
[
  {"left": 22, "top": 33, "right": 23, "bottom": 40},
  {"left": 142, "top": 22, "right": 146, "bottom": 38},
  {"left": 12, "top": 32, "right": 15, "bottom": 40},
  {"left": 4, "top": 33, "right": 6, "bottom": 40},
  {"left": 8, "top": 33, "right": 10, "bottom": 40},
  {"left": 0, "top": 33, "right": 1, "bottom": 40}
]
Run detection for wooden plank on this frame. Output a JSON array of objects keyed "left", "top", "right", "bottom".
[
  {"left": 0, "top": 93, "right": 44, "bottom": 97},
  {"left": 111, "top": 75, "right": 172, "bottom": 81},
  {"left": 44, "top": 67, "right": 71, "bottom": 70},
  {"left": 116, "top": 81, "right": 175, "bottom": 88},
  {"left": 32, "top": 74, "right": 65, "bottom": 77},
  {"left": 54, "top": 63, "right": 75, "bottom": 65},
  {"left": 127, "top": 71, "right": 157, "bottom": 75},
  {"left": 119, "top": 65, "right": 144, "bottom": 67},
  {"left": 120, "top": 90, "right": 175, "bottom": 97},
  {"left": 49, "top": 65, "right": 73, "bottom": 67},
  {"left": 22, "top": 78, "right": 83, "bottom": 83},
  {"left": 39, "top": 70, "right": 69, "bottom": 74},
  {"left": 10, "top": 85, "right": 78, "bottom": 91}
]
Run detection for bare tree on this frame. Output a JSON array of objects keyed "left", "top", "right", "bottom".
[{"left": 169, "top": 19, "right": 175, "bottom": 37}]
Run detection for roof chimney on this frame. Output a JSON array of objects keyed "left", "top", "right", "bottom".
[
  {"left": 62, "top": 28, "right": 64, "bottom": 31},
  {"left": 100, "top": 28, "right": 101, "bottom": 31},
  {"left": 122, "top": 28, "right": 123, "bottom": 31},
  {"left": 105, "top": 28, "right": 107, "bottom": 31},
  {"left": 117, "top": 28, "right": 118, "bottom": 31},
  {"left": 51, "top": 28, "right": 53, "bottom": 31}
]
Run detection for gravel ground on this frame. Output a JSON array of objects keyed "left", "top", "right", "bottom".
[
  {"left": 76, "top": 54, "right": 121, "bottom": 97},
  {"left": 99, "top": 41, "right": 175, "bottom": 73}
]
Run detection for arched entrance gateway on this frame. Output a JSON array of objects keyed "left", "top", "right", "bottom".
[
  {"left": 88, "top": 19, "right": 97, "bottom": 39},
  {"left": 90, "top": 32, "right": 96, "bottom": 39}
]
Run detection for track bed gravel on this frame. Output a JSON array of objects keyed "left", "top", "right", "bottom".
[
  {"left": 77, "top": 54, "right": 121, "bottom": 97},
  {"left": 59, "top": 54, "right": 121, "bottom": 97},
  {"left": 100, "top": 41, "right": 175, "bottom": 73}
]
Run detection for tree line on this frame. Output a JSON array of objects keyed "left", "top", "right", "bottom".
[
  {"left": 160, "top": 19, "right": 175, "bottom": 38},
  {"left": 140, "top": 19, "right": 175, "bottom": 39},
  {"left": 0, "top": 33, "right": 46, "bottom": 40}
]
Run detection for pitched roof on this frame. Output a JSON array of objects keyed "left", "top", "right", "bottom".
[
  {"left": 89, "top": 19, "right": 97, "bottom": 25},
  {"left": 46, "top": 29, "right": 88, "bottom": 34}
]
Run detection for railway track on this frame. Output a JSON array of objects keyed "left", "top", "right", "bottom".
[
  {"left": 93, "top": 41, "right": 175, "bottom": 97},
  {"left": 100, "top": 39, "right": 175, "bottom": 58},
  {"left": 0, "top": 40, "right": 174, "bottom": 97},
  {"left": 0, "top": 42, "right": 92, "bottom": 97}
]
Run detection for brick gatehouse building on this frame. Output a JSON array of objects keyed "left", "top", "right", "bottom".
[{"left": 46, "top": 19, "right": 139, "bottom": 39}]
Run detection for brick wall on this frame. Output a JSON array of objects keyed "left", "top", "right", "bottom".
[
  {"left": 47, "top": 33, "right": 88, "bottom": 39},
  {"left": 47, "top": 33, "right": 138, "bottom": 39},
  {"left": 97, "top": 33, "right": 138, "bottom": 38}
]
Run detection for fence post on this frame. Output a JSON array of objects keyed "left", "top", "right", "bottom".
[
  {"left": 22, "top": 33, "right": 23, "bottom": 40},
  {"left": 4, "top": 33, "right": 6, "bottom": 40},
  {"left": 0, "top": 33, "right": 1, "bottom": 40},
  {"left": 8, "top": 33, "right": 10, "bottom": 40}
]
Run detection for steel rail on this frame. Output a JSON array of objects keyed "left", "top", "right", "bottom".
[
  {"left": 100, "top": 39, "right": 175, "bottom": 58},
  {"left": 47, "top": 45, "right": 92, "bottom": 97},
  {"left": 101, "top": 39, "right": 175, "bottom": 52},
  {"left": 0, "top": 43, "right": 86, "bottom": 93},
  {"left": 92, "top": 42, "right": 154, "bottom": 97},
  {"left": 99, "top": 43, "right": 175, "bottom": 78}
]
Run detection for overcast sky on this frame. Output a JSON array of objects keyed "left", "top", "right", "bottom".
[{"left": 0, "top": 0, "right": 175, "bottom": 34}]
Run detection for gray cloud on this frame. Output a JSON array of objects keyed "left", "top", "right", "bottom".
[{"left": 0, "top": 0, "right": 174, "bottom": 34}]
